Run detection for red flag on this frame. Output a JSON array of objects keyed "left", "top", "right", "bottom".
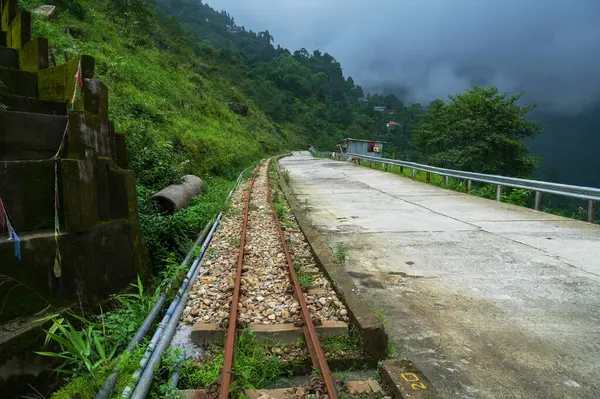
[{"left": 75, "top": 63, "right": 83, "bottom": 89}]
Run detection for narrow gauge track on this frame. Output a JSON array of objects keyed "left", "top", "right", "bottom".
[{"left": 218, "top": 160, "right": 338, "bottom": 399}]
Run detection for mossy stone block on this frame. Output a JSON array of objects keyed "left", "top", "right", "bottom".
[
  {"left": 83, "top": 78, "right": 108, "bottom": 118},
  {"left": 37, "top": 55, "right": 94, "bottom": 104},
  {"left": 0, "top": 221, "right": 146, "bottom": 322},
  {"left": 67, "top": 110, "right": 114, "bottom": 159},
  {"left": 114, "top": 132, "right": 128, "bottom": 168},
  {"left": 0, "top": 66, "right": 37, "bottom": 97},
  {"left": 95, "top": 156, "right": 113, "bottom": 221},
  {"left": 60, "top": 158, "right": 99, "bottom": 232},
  {"left": 1, "top": 0, "right": 17, "bottom": 32},
  {"left": 18, "top": 36, "right": 48, "bottom": 72},
  {"left": 7, "top": 10, "right": 31, "bottom": 49},
  {"left": 0, "top": 231, "right": 57, "bottom": 322},
  {"left": 0, "top": 160, "right": 55, "bottom": 231},
  {"left": 108, "top": 163, "right": 138, "bottom": 221}
]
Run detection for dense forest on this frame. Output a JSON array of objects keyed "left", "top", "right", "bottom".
[{"left": 154, "top": 0, "right": 425, "bottom": 156}]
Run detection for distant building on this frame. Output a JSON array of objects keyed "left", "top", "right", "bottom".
[
  {"left": 386, "top": 121, "right": 399, "bottom": 128},
  {"left": 227, "top": 25, "right": 244, "bottom": 33},
  {"left": 341, "top": 138, "right": 384, "bottom": 158},
  {"left": 373, "top": 106, "right": 386, "bottom": 112}
]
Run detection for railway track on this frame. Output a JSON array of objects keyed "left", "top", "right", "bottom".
[{"left": 219, "top": 159, "right": 338, "bottom": 399}]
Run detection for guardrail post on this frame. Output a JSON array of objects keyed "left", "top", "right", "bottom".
[
  {"left": 588, "top": 200, "right": 596, "bottom": 223},
  {"left": 426, "top": 172, "right": 431, "bottom": 182},
  {"left": 496, "top": 185, "right": 502, "bottom": 201},
  {"left": 534, "top": 191, "right": 542, "bottom": 210},
  {"left": 444, "top": 176, "right": 448, "bottom": 186},
  {"left": 400, "top": 166, "right": 404, "bottom": 174},
  {"left": 467, "top": 180, "right": 472, "bottom": 194},
  {"left": 411, "top": 169, "right": 416, "bottom": 179}
]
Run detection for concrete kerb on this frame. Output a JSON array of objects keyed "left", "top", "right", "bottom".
[
  {"left": 274, "top": 156, "right": 388, "bottom": 360},
  {"left": 379, "top": 359, "right": 440, "bottom": 399}
]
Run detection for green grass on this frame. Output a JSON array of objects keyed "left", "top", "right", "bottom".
[
  {"left": 178, "top": 351, "right": 224, "bottom": 391},
  {"left": 177, "top": 330, "right": 290, "bottom": 392},
  {"left": 320, "top": 333, "right": 361, "bottom": 356},
  {"left": 334, "top": 243, "right": 347, "bottom": 267},
  {"left": 297, "top": 270, "right": 313, "bottom": 289}
]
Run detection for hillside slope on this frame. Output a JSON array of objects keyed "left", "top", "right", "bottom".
[
  {"left": 17, "top": 0, "right": 418, "bottom": 265},
  {"left": 17, "top": 0, "right": 302, "bottom": 264}
]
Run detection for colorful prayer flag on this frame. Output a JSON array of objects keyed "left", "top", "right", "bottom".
[
  {"left": 70, "top": 59, "right": 84, "bottom": 110},
  {"left": 13, "top": 232, "right": 20, "bottom": 261}
]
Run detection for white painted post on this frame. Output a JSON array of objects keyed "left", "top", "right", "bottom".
[
  {"left": 534, "top": 191, "right": 542, "bottom": 210},
  {"left": 444, "top": 176, "right": 448, "bottom": 186},
  {"left": 588, "top": 200, "right": 596, "bottom": 223},
  {"left": 496, "top": 185, "right": 502, "bottom": 201},
  {"left": 411, "top": 169, "right": 416, "bottom": 179},
  {"left": 467, "top": 180, "right": 472, "bottom": 194}
]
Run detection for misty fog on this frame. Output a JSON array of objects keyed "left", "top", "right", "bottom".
[
  {"left": 204, "top": 0, "right": 600, "bottom": 189},
  {"left": 207, "top": 0, "right": 600, "bottom": 116}
]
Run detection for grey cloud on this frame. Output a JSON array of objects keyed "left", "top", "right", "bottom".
[{"left": 207, "top": 0, "right": 600, "bottom": 115}]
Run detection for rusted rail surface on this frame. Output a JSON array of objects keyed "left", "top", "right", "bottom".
[
  {"left": 218, "top": 165, "right": 259, "bottom": 399},
  {"left": 218, "top": 160, "right": 338, "bottom": 399},
  {"left": 266, "top": 159, "right": 339, "bottom": 399}
]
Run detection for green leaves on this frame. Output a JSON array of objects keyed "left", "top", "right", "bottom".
[
  {"left": 35, "top": 312, "right": 114, "bottom": 380},
  {"left": 413, "top": 85, "right": 542, "bottom": 177}
]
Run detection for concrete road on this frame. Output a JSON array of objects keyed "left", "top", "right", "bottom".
[{"left": 279, "top": 152, "right": 600, "bottom": 399}]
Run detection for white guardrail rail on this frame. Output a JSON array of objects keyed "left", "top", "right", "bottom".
[{"left": 318, "top": 150, "right": 599, "bottom": 223}]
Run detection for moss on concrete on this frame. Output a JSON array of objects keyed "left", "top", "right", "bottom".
[
  {"left": 7, "top": 10, "right": 31, "bottom": 50},
  {"left": 37, "top": 55, "right": 94, "bottom": 105},
  {"left": 18, "top": 36, "right": 48, "bottom": 72},
  {"left": 0, "top": 160, "right": 55, "bottom": 231}
]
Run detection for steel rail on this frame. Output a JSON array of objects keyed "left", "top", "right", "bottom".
[
  {"left": 218, "top": 164, "right": 260, "bottom": 399},
  {"left": 339, "top": 152, "right": 600, "bottom": 222},
  {"left": 266, "top": 159, "right": 339, "bottom": 399}
]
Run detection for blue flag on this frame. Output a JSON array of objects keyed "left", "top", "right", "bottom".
[{"left": 13, "top": 231, "right": 21, "bottom": 261}]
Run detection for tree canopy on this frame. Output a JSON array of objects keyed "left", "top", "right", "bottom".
[{"left": 412, "top": 85, "right": 542, "bottom": 177}]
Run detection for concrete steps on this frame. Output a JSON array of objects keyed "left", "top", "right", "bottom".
[
  {"left": 0, "top": 65, "right": 37, "bottom": 97},
  {"left": 0, "top": 46, "right": 18, "bottom": 68},
  {"left": 0, "top": 110, "right": 68, "bottom": 160},
  {"left": 0, "top": 93, "right": 66, "bottom": 115}
]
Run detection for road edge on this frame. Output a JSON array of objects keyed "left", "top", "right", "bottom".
[
  {"left": 379, "top": 359, "right": 440, "bottom": 399},
  {"left": 275, "top": 155, "right": 388, "bottom": 360}
]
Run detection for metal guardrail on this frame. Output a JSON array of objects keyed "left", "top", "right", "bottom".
[
  {"left": 309, "top": 149, "right": 333, "bottom": 158},
  {"left": 335, "top": 152, "right": 599, "bottom": 223}
]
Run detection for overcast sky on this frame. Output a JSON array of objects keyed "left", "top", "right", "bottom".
[{"left": 205, "top": 0, "right": 600, "bottom": 115}]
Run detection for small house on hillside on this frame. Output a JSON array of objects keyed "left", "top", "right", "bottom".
[
  {"left": 340, "top": 138, "right": 383, "bottom": 158},
  {"left": 227, "top": 25, "right": 244, "bottom": 33},
  {"left": 373, "top": 106, "right": 386, "bottom": 112},
  {"left": 386, "top": 121, "right": 399, "bottom": 128}
]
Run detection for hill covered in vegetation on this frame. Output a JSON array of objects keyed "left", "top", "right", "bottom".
[
  {"left": 18, "top": 0, "right": 421, "bottom": 266},
  {"left": 20, "top": 0, "right": 551, "bottom": 267}
]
